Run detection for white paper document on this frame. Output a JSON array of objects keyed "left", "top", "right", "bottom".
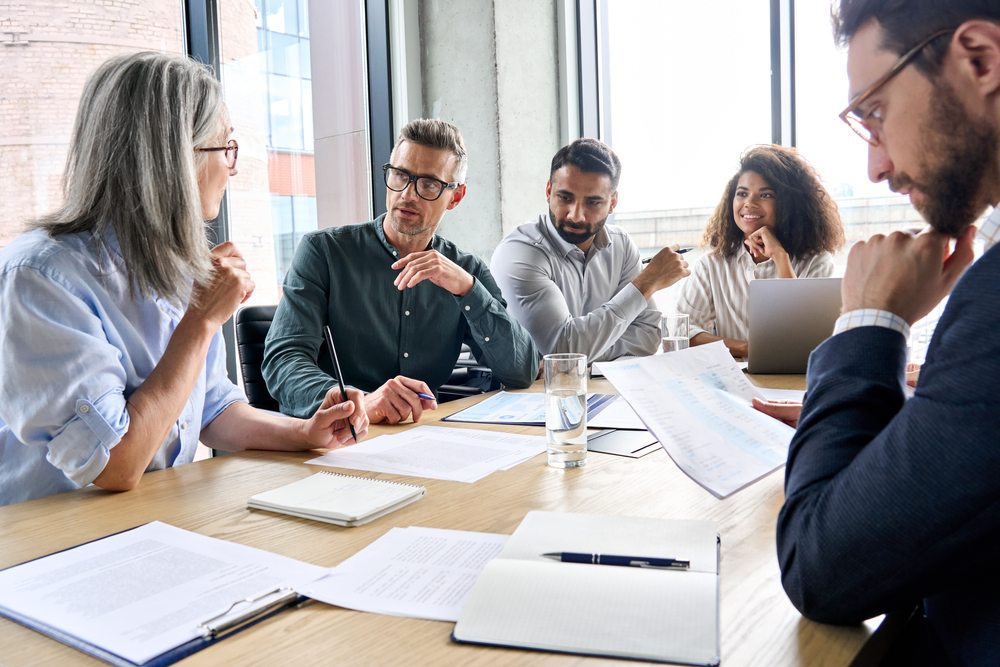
[
  {"left": 596, "top": 341, "right": 795, "bottom": 498},
  {"left": 302, "top": 526, "right": 508, "bottom": 622},
  {"left": 0, "top": 522, "right": 327, "bottom": 666},
  {"left": 442, "top": 391, "right": 617, "bottom": 426},
  {"left": 306, "top": 425, "right": 546, "bottom": 482},
  {"left": 586, "top": 395, "right": 647, "bottom": 430}
]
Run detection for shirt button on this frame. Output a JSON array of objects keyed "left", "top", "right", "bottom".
[
  {"left": 465, "top": 306, "right": 470, "bottom": 311},
  {"left": 405, "top": 310, "right": 410, "bottom": 316},
  {"left": 180, "top": 421, "right": 188, "bottom": 429},
  {"left": 484, "top": 337, "right": 490, "bottom": 342},
  {"left": 79, "top": 405, "right": 90, "bottom": 414},
  {"left": 404, "top": 352, "right": 409, "bottom": 358}
]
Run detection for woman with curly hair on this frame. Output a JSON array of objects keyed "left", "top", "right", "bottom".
[{"left": 676, "top": 145, "right": 845, "bottom": 358}]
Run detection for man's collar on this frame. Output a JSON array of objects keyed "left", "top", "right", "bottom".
[{"left": 377, "top": 213, "right": 437, "bottom": 257}]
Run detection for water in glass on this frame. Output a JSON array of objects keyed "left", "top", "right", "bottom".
[{"left": 545, "top": 389, "right": 587, "bottom": 468}]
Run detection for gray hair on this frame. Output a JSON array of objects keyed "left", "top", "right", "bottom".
[
  {"left": 390, "top": 119, "right": 468, "bottom": 183},
  {"left": 29, "top": 51, "right": 225, "bottom": 304}
]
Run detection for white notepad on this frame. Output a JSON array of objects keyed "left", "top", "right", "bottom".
[
  {"left": 452, "top": 512, "right": 720, "bottom": 665},
  {"left": 248, "top": 472, "right": 425, "bottom": 527}
]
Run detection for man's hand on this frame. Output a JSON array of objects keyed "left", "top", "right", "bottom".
[
  {"left": 301, "top": 386, "right": 370, "bottom": 449},
  {"left": 842, "top": 226, "right": 976, "bottom": 325},
  {"left": 632, "top": 244, "right": 691, "bottom": 300},
  {"left": 188, "top": 242, "right": 255, "bottom": 329},
  {"left": 906, "top": 362, "right": 921, "bottom": 388},
  {"left": 752, "top": 397, "right": 801, "bottom": 428},
  {"left": 392, "top": 250, "right": 475, "bottom": 296},
  {"left": 366, "top": 376, "right": 437, "bottom": 425}
]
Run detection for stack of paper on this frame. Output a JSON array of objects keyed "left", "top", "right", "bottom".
[
  {"left": 306, "top": 426, "right": 546, "bottom": 482},
  {"left": 302, "top": 527, "right": 509, "bottom": 622}
]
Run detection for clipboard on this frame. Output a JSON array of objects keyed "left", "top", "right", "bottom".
[{"left": 0, "top": 522, "right": 325, "bottom": 667}]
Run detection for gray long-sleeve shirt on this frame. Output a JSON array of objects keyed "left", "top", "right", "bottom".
[
  {"left": 490, "top": 214, "right": 660, "bottom": 363},
  {"left": 262, "top": 217, "right": 538, "bottom": 418}
]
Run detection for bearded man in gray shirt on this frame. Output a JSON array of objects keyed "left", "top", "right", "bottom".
[{"left": 491, "top": 139, "right": 690, "bottom": 363}]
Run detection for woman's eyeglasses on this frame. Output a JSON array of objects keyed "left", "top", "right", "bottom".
[{"left": 195, "top": 139, "right": 239, "bottom": 168}]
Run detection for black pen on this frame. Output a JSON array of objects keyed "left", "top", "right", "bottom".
[
  {"left": 542, "top": 552, "right": 690, "bottom": 570},
  {"left": 322, "top": 325, "right": 357, "bottom": 443},
  {"left": 642, "top": 246, "right": 693, "bottom": 264}
]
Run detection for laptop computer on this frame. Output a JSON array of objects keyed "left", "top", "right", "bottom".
[{"left": 747, "top": 277, "right": 842, "bottom": 374}]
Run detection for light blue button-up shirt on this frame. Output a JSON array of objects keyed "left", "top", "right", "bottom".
[{"left": 0, "top": 229, "right": 246, "bottom": 506}]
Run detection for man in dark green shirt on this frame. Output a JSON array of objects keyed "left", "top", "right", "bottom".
[{"left": 262, "top": 119, "right": 538, "bottom": 424}]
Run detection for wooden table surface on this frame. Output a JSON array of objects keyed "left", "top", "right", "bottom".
[{"left": 0, "top": 374, "right": 880, "bottom": 667}]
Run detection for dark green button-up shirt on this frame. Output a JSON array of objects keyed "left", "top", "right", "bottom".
[{"left": 262, "top": 216, "right": 538, "bottom": 418}]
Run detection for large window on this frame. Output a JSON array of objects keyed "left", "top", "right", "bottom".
[{"left": 606, "top": 0, "right": 773, "bottom": 310}]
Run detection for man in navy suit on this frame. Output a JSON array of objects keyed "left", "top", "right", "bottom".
[{"left": 759, "top": 2, "right": 1000, "bottom": 665}]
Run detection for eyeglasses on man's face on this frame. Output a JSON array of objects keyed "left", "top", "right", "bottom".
[
  {"left": 382, "top": 164, "right": 459, "bottom": 202},
  {"left": 195, "top": 139, "right": 239, "bottom": 168},
  {"left": 839, "top": 29, "right": 953, "bottom": 146}
]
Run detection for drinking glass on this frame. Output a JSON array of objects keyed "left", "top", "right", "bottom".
[
  {"left": 661, "top": 313, "right": 690, "bottom": 353},
  {"left": 543, "top": 353, "right": 587, "bottom": 468}
]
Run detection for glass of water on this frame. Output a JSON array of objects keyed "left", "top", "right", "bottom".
[
  {"left": 661, "top": 313, "right": 690, "bottom": 353},
  {"left": 543, "top": 353, "right": 587, "bottom": 468}
]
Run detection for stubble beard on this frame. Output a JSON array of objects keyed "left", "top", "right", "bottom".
[
  {"left": 389, "top": 207, "right": 433, "bottom": 237},
  {"left": 894, "top": 78, "right": 999, "bottom": 236}
]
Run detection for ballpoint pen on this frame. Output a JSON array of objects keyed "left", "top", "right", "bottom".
[
  {"left": 416, "top": 392, "right": 436, "bottom": 401},
  {"left": 641, "top": 246, "right": 694, "bottom": 264},
  {"left": 542, "top": 552, "right": 690, "bottom": 569},
  {"left": 322, "top": 325, "right": 358, "bottom": 443}
]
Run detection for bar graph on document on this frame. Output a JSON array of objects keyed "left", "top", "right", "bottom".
[{"left": 595, "top": 341, "right": 794, "bottom": 498}]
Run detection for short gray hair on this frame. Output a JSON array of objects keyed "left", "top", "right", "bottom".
[
  {"left": 390, "top": 119, "right": 468, "bottom": 183},
  {"left": 29, "top": 51, "right": 224, "bottom": 304}
]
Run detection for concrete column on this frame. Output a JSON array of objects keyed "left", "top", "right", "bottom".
[{"left": 417, "top": 0, "right": 562, "bottom": 263}]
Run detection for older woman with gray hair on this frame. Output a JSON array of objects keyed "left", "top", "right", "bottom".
[{"left": 0, "top": 51, "right": 368, "bottom": 506}]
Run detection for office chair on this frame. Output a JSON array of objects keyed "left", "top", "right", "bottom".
[
  {"left": 234, "top": 305, "right": 281, "bottom": 412},
  {"left": 235, "top": 307, "right": 496, "bottom": 407},
  {"left": 438, "top": 345, "right": 500, "bottom": 403}
]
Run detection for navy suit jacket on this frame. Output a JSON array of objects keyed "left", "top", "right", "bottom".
[{"left": 777, "top": 243, "right": 1000, "bottom": 667}]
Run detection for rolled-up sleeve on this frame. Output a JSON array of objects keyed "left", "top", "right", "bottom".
[
  {"left": 201, "top": 328, "right": 247, "bottom": 429},
  {"left": 0, "top": 266, "right": 131, "bottom": 488}
]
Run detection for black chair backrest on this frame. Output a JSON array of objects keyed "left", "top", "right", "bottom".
[{"left": 235, "top": 305, "right": 280, "bottom": 412}]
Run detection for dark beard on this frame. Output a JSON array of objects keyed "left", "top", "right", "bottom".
[
  {"left": 549, "top": 207, "right": 608, "bottom": 246},
  {"left": 898, "top": 79, "right": 998, "bottom": 236}
]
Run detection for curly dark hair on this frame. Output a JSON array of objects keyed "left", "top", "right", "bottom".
[{"left": 702, "top": 145, "right": 845, "bottom": 261}]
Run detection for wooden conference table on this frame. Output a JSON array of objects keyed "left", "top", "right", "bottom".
[{"left": 0, "top": 373, "right": 882, "bottom": 667}]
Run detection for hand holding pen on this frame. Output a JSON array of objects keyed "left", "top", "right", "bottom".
[
  {"left": 323, "top": 325, "right": 358, "bottom": 443},
  {"left": 632, "top": 245, "right": 692, "bottom": 300}
]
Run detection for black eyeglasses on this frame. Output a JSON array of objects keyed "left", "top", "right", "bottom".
[
  {"left": 839, "top": 29, "right": 952, "bottom": 146},
  {"left": 195, "top": 139, "right": 239, "bottom": 168},
  {"left": 382, "top": 164, "right": 459, "bottom": 201}
]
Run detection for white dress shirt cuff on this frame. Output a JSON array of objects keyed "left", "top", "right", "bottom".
[
  {"left": 613, "top": 282, "right": 651, "bottom": 320},
  {"left": 833, "top": 309, "right": 911, "bottom": 340}
]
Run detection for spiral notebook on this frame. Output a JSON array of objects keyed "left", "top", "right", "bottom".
[{"left": 248, "top": 472, "right": 425, "bottom": 527}]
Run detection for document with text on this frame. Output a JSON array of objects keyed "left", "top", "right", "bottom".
[
  {"left": 596, "top": 342, "right": 795, "bottom": 498},
  {"left": 307, "top": 425, "right": 546, "bottom": 482},
  {"left": 0, "top": 522, "right": 328, "bottom": 666},
  {"left": 302, "top": 526, "right": 508, "bottom": 621}
]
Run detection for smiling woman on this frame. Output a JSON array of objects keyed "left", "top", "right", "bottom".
[{"left": 676, "top": 145, "right": 845, "bottom": 358}]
